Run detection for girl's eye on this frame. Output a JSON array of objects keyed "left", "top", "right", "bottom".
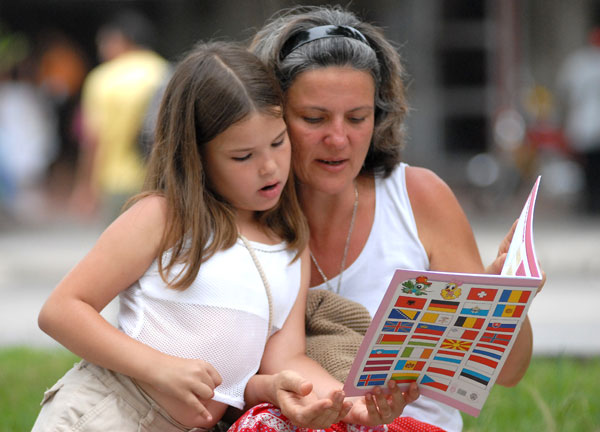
[
  {"left": 272, "top": 139, "right": 284, "bottom": 148},
  {"left": 232, "top": 154, "right": 251, "bottom": 162}
]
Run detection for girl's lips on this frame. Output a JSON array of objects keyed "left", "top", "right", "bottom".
[{"left": 258, "top": 181, "right": 282, "bottom": 199}]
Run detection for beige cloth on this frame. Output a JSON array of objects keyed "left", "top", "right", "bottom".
[{"left": 305, "top": 289, "right": 372, "bottom": 382}]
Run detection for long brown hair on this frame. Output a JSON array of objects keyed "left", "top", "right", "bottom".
[{"left": 129, "top": 41, "right": 308, "bottom": 290}]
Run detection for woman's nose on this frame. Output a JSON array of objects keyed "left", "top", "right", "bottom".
[{"left": 324, "top": 119, "right": 348, "bottom": 148}]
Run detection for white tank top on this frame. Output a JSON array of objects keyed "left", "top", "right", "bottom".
[
  {"left": 310, "top": 163, "right": 463, "bottom": 432},
  {"left": 118, "top": 238, "right": 301, "bottom": 409}
]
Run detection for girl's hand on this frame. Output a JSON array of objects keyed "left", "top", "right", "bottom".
[
  {"left": 343, "top": 381, "right": 419, "bottom": 426},
  {"left": 149, "top": 355, "right": 223, "bottom": 420},
  {"left": 272, "top": 370, "right": 352, "bottom": 428}
]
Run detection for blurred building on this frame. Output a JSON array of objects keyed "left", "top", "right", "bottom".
[{"left": 1, "top": 0, "right": 599, "bottom": 200}]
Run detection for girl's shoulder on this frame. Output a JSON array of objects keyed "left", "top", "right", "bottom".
[{"left": 107, "top": 194, "right": 169, "bottom": 248}]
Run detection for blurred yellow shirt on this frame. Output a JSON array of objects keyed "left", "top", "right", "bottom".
[{"left": 82, "top": 50, "right": 168, "bottom": 195}]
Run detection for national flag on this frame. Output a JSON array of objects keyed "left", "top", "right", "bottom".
[
  {"left": 382, "top": 320, "right": 414, "bottom": 333},
  {"left": 471, "top": 347, "right": 503, "bottom": 361},
  {"left": 400, "top": 346, "right": 433, "bottom": 359},
  {"left": 499, "top": 289, "right": 532, "bottom": 304},
  {"left": 447, "top": 328, "right": 479, "bottom": 340},
  {"left": 363, "top": 359, "right": 394, "bottom": 372},
  {"left": 369, "top": 348, "right": 399, "bottom": 359},
  {"left": 388, "top": 308, "right": 420, "bottom": 321},
  {"left": 427, "top": 362, "right": 458, "bottom": 377},
  {"left": 415, "top": 323, "right": 446, "bottom": 336},
  {"left": 454, "top": 316, "right": 485, "bottom": 329},
  {"left": 459, "top": 368, "right": 490, "bottom": 388},
  {"left": 468, "top": 354, "right": 499, "bottom": 369},
  {"left": 460, "top": 302, "right": 490, "bottom": 317},
  {"left": 433, "top": 350, "right": 465, "bottom": 364},
  {"left": 420, "top": 374, "right": 450, "bottom": 391},
  {"left": 475, "top": 342, "right": 506, "bottom": 356},
  {"left": 493, "top": 304, "right": 525, "bottom": 318},
  {"left": 395, "top": 360, "right": 426, "bottom": 371},
  {"left": 441, "top": 338, "right": 472, "bottom": 351},
  {"left": 357, "top": 373, "right": 387, "bottom": 386},
  {"left": 427, "top": 299, "right": 459, "bottom": 313},
  {"left": 480, "top": 332, "right": 512, "bottom": 346},
  {"left": 421, "top": 312, "right": 438, "bottom": 323},
  {"left": 376, "top": 334, "right": 407, "bottom": 345},
  {"left": 395, "top": 296, "right": 427, "bottom": 309},
  {"left": 390, "top": 373, "right": 419, "bottom": 384},
  {"left": 465, "top": 359, "right": 496, "bottom": 375},
  {"left": 486, "top": 321, "right": 517, "bottom": 333},
  {"left": 407, "top": 334, "right": 440, "bottom": 347},
  {"left": 467, "top": 287, "right": 498, "bottom": 302},
  {"left": 365, "top": 359, "right": 395, "bottom": 367},
  {"left": 421, "top": 312, "right": 453, "bottom": 325}
]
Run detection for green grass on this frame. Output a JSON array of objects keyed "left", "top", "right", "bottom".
[
  {"left": 0, "top": 347, "right": 79, "bottom": 432},
  {"left": 1, "top": 347, "right": 599, "bottom": 431},
  {"left": 462, "top": 356, "right": 600, "bottom": 432}
]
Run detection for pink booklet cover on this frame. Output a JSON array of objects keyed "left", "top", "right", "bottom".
[{"left": 343, "top": 177, "right": 542, "bottom": 417}]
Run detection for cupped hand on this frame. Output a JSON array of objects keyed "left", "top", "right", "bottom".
[
  {"left": 150, "top": 355, "right": 222, "bottom": 421},
  {"left": 273, "top": 370, "right": 352, "bottom": 428},
  {"left": 343, "top": 381, "right": 419, "bottom": 426}
]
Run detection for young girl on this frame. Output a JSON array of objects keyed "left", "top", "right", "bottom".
[{"left": 32, "top": 41, "right": 357, "bottom": 432}]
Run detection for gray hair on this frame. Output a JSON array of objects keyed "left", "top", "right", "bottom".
[{"left": 250, "top": 5, "right": 408, "bottom": 177}]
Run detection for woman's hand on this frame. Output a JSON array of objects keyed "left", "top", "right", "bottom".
[
  {"left": 343, "top": 381, "right": 419, "bottom": 426},
  {"left": 272, "top": 370, "right": 352, "bottom": 428},
  {"left": 485, "top": 219, "right": 546, "bottom": 295}
]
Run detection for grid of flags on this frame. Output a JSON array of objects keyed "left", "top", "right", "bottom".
[{"left": 354, "top": 278, "right": 536, "bottom": 406}]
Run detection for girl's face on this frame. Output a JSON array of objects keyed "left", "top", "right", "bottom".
[
  {"left": 203, "top": 111, "right": 290, "bottom": 222},
  {"left": 284, "top": 66, "right": 375, "bottom": 195}
]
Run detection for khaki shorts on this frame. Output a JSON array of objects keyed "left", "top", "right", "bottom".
[{"left": 32, "top": 360, "right": 208, "bottom": 432}]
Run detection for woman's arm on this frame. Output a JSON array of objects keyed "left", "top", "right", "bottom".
[
  {"left": 38, "top": 196, "right": 220, "bottom": 420},
  {"left": 406, "top": 166, "right": 535, "bottom": 387}
]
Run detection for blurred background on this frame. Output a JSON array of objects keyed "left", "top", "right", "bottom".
[{"left": 0, "top": 0, "right": 599, "bottom": 355}]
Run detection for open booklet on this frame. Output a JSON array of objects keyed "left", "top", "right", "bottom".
[{"left": 343, "top": 176, "right": 542, "bottom": 417}]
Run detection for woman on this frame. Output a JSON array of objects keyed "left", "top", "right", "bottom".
[{"left": 239, "top": 5, "right": 541, "bottom": 432}]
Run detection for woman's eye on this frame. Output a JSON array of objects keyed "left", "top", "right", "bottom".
[
  {"left": 232, "top": 154, "right": 251, "bottom": 161},
  {"left": 303, "top": 117, "right": 322, "bottom": 124},
  {"left": 349, "top": 116, "right": 366, "bottom": 124},
  {"left": 272, "top": 139, "right": 284, "bottom": 148}
]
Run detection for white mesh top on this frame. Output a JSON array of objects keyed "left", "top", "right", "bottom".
[{"left": 118, "top": 238, "right": 301, "bottom": 409}]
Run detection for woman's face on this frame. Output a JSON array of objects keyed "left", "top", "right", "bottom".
[{"left": 284, "top": 66, "right": 375, "bottom": 195}]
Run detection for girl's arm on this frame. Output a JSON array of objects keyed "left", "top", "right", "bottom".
[
  {"left": 251, "top": 248, "right": 418, "bottom": 427},
  {"left": 38, "top": 196, "right": 220, "bottom": 420},
  {"left": 406, "top": 166, "right": 535, "bottom": 387}
]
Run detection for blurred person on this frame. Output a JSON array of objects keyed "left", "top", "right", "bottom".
[
  {"left": 556, "top": 26, "right": 600, "bottom": 214},
  {"left": 0, "top": 29, "right": 59, "bottom": 219},
  {"left": 36, "top": 29, "right": 89, "bottom": 205},
  {"left": 69, "top": 9, "right": 169, "bottom": 222}
]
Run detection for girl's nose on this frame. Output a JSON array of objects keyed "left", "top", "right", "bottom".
[{"left": 260, "top": 157, "right": 277, "bottom": 176}]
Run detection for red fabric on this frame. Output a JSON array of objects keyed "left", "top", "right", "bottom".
[{"left": 228, "top": 403, "right": 446, "bottom": 432}]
